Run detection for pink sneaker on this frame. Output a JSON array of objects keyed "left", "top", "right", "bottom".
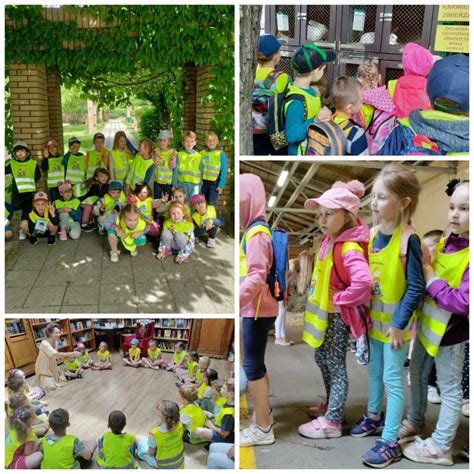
[
  {"left": 298, "top": 416, "right": 342, "bottom": 439},
  {"left": 207, "top": 238, "right": 216, "bottom": 248},
  {"left": 58, "top": 230, "right": 68, "bottom": 241},
  {"left": 306, "top": 403, "right": 328, "bottom": 418}
]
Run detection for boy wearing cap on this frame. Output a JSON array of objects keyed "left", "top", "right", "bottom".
[
  {"left": 201, "top": 132, "right": 227, "bottom": 206},
  {"left": 253, "top": 34, "right": 292, "bottom": 155},
  {"left": 285, "top": 44, "right": 335, "bottom": 155},
  {"left": 20, "top": 191, "right": 59, "bottom": 246},
  {"left": 123, "top": 339, "right": 144, "bottom": 368},
  {"left": 5, "top": 141, "right": 41, "bottom": 239},
  {"left": 93, "top": 180, "right": 126, "bottom": 235},
  {"left": 41, "top": 140, "right": 64, "bottom": 202},
  {"left": 64, "top": 137, "right": 86, "bottom": 186},
  {"left": 54, "top": 181, "right": 82, "bottom": 241},
  {"left": 86, "top": 133, "right": 110, "bottom": 179},
  {"left": 153, "top": 129, "right": 177, "bottom": 199}
]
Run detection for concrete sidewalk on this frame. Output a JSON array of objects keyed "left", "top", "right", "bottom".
[
  {"left": 102, "top": 118, "right": 138, "bottom": 150},
  {"left": 241, "top": 314, "right": 469, "bottom": 469},
  {"left": 6, "top": 231, "right": 234, "bottom": 314}
]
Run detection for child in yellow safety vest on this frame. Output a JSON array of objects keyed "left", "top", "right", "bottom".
[
  {"left": 177, "top": 384, "right": 207, "bottom": 444},
  {"left": 157, "top": 202, "right": 195, "bottom": 264},
  {"left": 86, "top": 132, "right": 110, "bottom": 179},
  {"left": 173, "top": 131, "right": 202, "bottom": 200},
  {"left": 349, "top": 164, "right": 425, "bottom": 468},
  {"left": 55, "top": 181, "right": 82, "bottom": 241},
  {"left": 41, "top": 139, "right": 64, "bottom": 202},
  {"left": 108, "top": 204, "right": 149, "bottom": 263},
  {"left": 195, "top": 379, "right": 235, "bottom": 444},
  {"left": 125, "top": 138, "right": 158, "bottom": 195},
  {"left": 20, "top": 191, "right": 59, "bottom": 246},
  {"left": 175, "top": 351, "right": 200, "bottom": 382},
  {"left": 123, "top": 338, "right": 144, "bottom": 368},
  {"left": 131, "top": 182, "right": 161, "bottom": 236},
  {"left": 7, "top": 369, "right": 48, "bottom": 415},
  {"left": 163, "top": 341, "right": 188, "bottom": 371},
  {"left": 39, "top": 408, "right": 96, "bottom": 469},
  {"left": 63, "top": 354, "right": 84, "bottom": 380},
  {"left": 136, "top": 400, "right": 185, "bottom": 469},
  {"left": 5, "top": 141, "right": 41, "bottom": 239},
  {"left": 92, "top": 341, "right": 113, "bottom": 370},
  {"left": 64, "top": 136, "right": 87, "bottom": 190},
  {"left": 7, "top": 392, "right": 49, "bottom": 438},
  {"left": 197, "top": 369, "right": 218, "bottom": 404},
  {"left": 201, "top": 131, "right": 227, "bottom": 206},
  {"left": 143, "top": 339, "right": 164, "bottom": 370},
  {"left": 189, "top": 193, "right": 224, "bottom": 248},
  {"left": 97, "top": 410, "right": 139, "bottom": 469},
  {"left": 5, "top": 406, "right": 43, "bottom": 468},
  {"left": 153, "top": 129, "right": 177, "bottom": 199},
  {"left": 108, "top": 131, "right": 133, "bottom": 183},
  {"left": 400, "top": 180, "right": 469, "bottom": 466},
  {"left": 93, "top": 180, "right": 127, "bottom": 235},
  {"left": 76, "top": 342, "right": 94, "bottom": 369}
]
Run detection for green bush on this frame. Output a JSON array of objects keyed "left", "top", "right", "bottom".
[{"left": 139, "top": 107, "right": 164, "bottom": 142}]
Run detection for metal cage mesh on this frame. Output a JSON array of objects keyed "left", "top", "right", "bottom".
[
  {"left": 306, "top": 6, "right": 331, "bottom": 41},
  {"left": 384, "top": 66, "right": 404, "bottom": 83},
  {"left": 275, "top": 5, "right": 296, "bottom": 39},
  {"left": 276, "top": 56, "right": 294, "bottom": 77},
  {"left": 346, "top": 5, "right": 378, "bottom": 42},
  {"left": 391, "top": 5, "right": 426, "bottom": 45}
]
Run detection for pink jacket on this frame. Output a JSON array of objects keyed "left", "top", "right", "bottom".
[
  {"left": 319, "top": 224, "right": 373, "bottom": 338},
  {"left": 240, "top": 174, "right": 278, "bottom": 318}
]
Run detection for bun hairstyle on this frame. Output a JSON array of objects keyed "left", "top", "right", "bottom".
[
  {"left": 446, "top": 179, "right": 469, "bottom": 196},
  {"left": 332, "top": 180, "right": 365, "bottom": 198},
  {"left": 159, "top": 400, "right": 180, "bottom": 431},
  {"left": 10, "top": 406, "right": 35, "bottom": 442},
  {"left": 45, "top": 323, "right": 60, "bottom": 338}
]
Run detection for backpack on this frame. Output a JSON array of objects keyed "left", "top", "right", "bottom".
[
  {"left": 252, "top": 70, "right": 284, "bottom": 134},
  {"left": 365, "top": 109, "right": 397, "bottom": 154},
  {"left": 243, "top": 221, "right": 289, "bottom": 301},
  {"left": 306, "top": 118, "right": 357, "bottom": 155},
  {"left": 267, "top": 91, "right": 306, "bottom": 151},
  {"left": 393, "top": 75, "right": 432, "bottom": 119}
]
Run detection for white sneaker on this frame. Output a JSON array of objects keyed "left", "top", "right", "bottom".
[
  {"left": 462, "top": 401, "right": 469, "bottom": 417},
  {"left": 19, "top": 229, "right": 26, "bottom": 240},
  {"left": 130, "top": 250, "right": 138, "bottom": 257},
  {"left": 427, "top": 386, "right": 441, "bottom": 404},
  {"left": 240, "top": 424, "right": 275, "bottom": 447},
  {"left": 110, "top": 251, "right": 119, "bottom": 263}
]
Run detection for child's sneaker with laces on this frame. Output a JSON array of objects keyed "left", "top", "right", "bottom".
[
  {"left": 58, "top": 230, "right": 68, "bottom": 241},
  {"left": 240, "top": 424, "right": 275, "bottom": 447},
  {"left": 29, "top": 235, "right": 39, "bottom": 246},
  {"left": 19, "top": 229, "right": 27, "bottom": 240},
  {"left": 206, "top": 237, "right": 216, "bottom": 248},
  {"left": 130, "top": 250, "right": 138, "bottom": 257},
  {"left": 110, "top": 251, "right": 119, "bottom": 263},
  {"left": 401, "top": 436, "right": 453, "bottom": 466},
  {"left": 362, "top": 438, "right": 401, "bottom": 468},
  {"left": 350, "top": 412, "right": 384, "bottom": 437}
]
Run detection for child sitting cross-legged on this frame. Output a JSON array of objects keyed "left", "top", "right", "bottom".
[
  {"left": 96, "top": 410, "right": 139, "bottom": 469},
  {"left": 39, "top": 408, "right": 97, "bottom": 469},
  {"left": 178, "top": 384, "right": 207, "bottom": 445},
  {"left": 175, "top": 351, "right": 200, "bottom": 383},
  {"left": 123, "top": 338, "right": 144, "bottom": 368},
  {"left": 76, "top": 342, "right": 94, "bottom": 369},
  {"left": 189, "top": 194, "right": 224, "bottom": 248},
  {"left": 63, "top": 354, "right": 84, "bottom": 381},
  {"left": 92, "top": 342, "right": 113, "bottom": 370},
  {"left": 162, "top": 341, "right": 187, "bottom": 372},
  {"left": 55, "top": 181, "right": 82, "bottom": 241},
  {"left": 143, "top": 339, "right": 164, "bottom": 370},
  {"left": 8, "top": 392, "right": 49, "bottom": 437},
  {"left": 197, "top": 369, "right": 219, "bottom": 404}
]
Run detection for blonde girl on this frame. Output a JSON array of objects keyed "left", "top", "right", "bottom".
[
  {"left": 125, "top": 138, "right": 159, "bottom": 195},
  {"left": 143, "top": 339, "right": 164, "bottom": 370},
  {"left": 92, "top": 342, "right": 113, "bottom": 370},
  {"left": 109, "top": 131, "right": 133, "bottom": 183}
]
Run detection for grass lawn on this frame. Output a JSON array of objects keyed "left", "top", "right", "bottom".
[{"left": 63, "top": 123, "right": 105, "bottom": 152}]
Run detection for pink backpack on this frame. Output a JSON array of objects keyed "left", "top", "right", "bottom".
[
  {"left": 393, "top": 75, "right": 432, "bottom": 119},
  {"left": 366, "top": 109, "right": 397, "bottom": 155}
]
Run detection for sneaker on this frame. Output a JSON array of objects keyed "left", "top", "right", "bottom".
[
  {"left": 130, "top": 250, "right": 138, "bottom": 257},
  {"left": 29, "top": 235, "right": 39, "bottom": 246},
  {"left": 76, "top": 373, "right": 83, "bottom": 379},
  {"left": 19, "top": 229, "right": 27, "bottom": 240},
  {"left": 401, "top": 436, "right": 453, "bottom": 466},
  {"left": 47, "top": 235, "right": 56, "bottom": 245},
  {"left": 58, "top": 230, "right": 68, "bottom": 241},
  {"left": 306, "top": 403, "right": 328, "bottom": 419},
  {"left": 356, "top": 351, "right": 368, "bottom": 365},
  {"left": 110, "top": 251, "right": 119, "bottom": 263},
  {"left": 398, "top": 419, "right": 424, "bottom": 441},
  {"left": 462, "top": 401, "right": 469, "bottom": 417},
  {"left": 206, "top": 238, "right": 216, "bottom": 248},
  {"left": 350, "top": 412, "right": 384, "bottom": 438},
  {"left": 240, "top": 424, "right": 275, "bottom": 447},
  {"left": 349, "top": 340, "right": 357, "bottom": 352},
  {"left": 362, "top": 438, "right": 402, "bottom": 468},
  {"left": 298, "top": 416, "right": 342, "bottom": 439},
  {"left": 427, "top": 385, "right": 441, "bottom": 404},
  {"left": 82, "top": 223, "right": 94, "bottom": 232}
]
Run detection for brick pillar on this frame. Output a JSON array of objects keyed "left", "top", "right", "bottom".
[
  {"left": 183, "top": 64, "right": 197, "bottom": 132},
  {"left": 47, "top": 71, "right": 64, "bottom": 154},
  {"left": 9, "top": 64, "right": 50, "bottom": 161}
]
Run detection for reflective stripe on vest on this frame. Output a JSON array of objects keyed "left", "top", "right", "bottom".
[
  {"left": 96, "top": 432, "right": 138, "bottom": 469},
  {"left": 368, "top": 225, "right": 417, "bottom": 343},
  {"left": 239, "top": 224, "right": 272, "bottom": 284},
  {"left": 46, "top": 157, "right": 65, "bottom": 188},
  {"left": 180, "top": 403, "right": 207, "bottom": 444},
  {"left": 126, "top": 154, "right": 153, "bottom": 190},
  {"left": 154, "top": 149, "right": 175, "bottom": 184},
  {"left": 111, "top": 149, "right": 131, "bottom": 181},
  {"left": 192, "top": 205, "right": 217, "bottom": 227},
  {"left": 65, "top": 154, "right": 86, "bottom": 184},
  {"left": 73, "top": 183, "right": 100, "bottom": 206},
  {"left": 202, "top": 150, "right": 221, "bottom": 181},
  {"left": 86, "top": 149, "right": 108, "bottom": 179},
  {"left": 11, "top": 159, "right": 37, "bottom": 193},
  {"left": 151, "top": 424, "right": 185, "bottom": 469},
  {"left": 41, "top": 435, "right": 79, "bottom": 469},
  {"left": 417, "top": 238, "right": 469, "bottom": 356},
  {"left": 177, "top": 151, "right": 202, "bottom": 184}
]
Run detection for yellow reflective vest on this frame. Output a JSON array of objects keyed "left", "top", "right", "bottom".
[
  {"left": 154, "top": 149, "right": 175, "bottom": 184},
  {"left": 98, "top": 350, "right": 112, "bottom": 363},
  {"left": 126, "top": 154, "right": 154, "bottom": 190},
  {"left": 215, "top": 405, "right": 234, "bottom": 428},
  {"left": 192, "top": 205, "right": 216, "bottom": 227},
  {"left": 136, "top": 196, "right": 154, "bottom": 222},
  {"left": 29, "top": 209, "right": 49, "bottom": 224},
  {"left": 64, "top": 358, "right": 80, "bottom": 372},
  {"left": 163, "top": 220, "right": 194, "bottom": 235},
  {"left": 129, "top": 347, "right": 141, "bottom": 362},
  {"left": 177, "top": 151, "right": 202, "bottom": 185},
  {"left": 103, "top": 192, "right": 126, "bottom": 214},
  {"left": 5, "top": 428, "right": 37, "bottom": 468},
  {"left": 78, "top": 351, "right": 90, "bottom": 364},
  {"left": 180, "top": 403, "right": 206, "bottom": 444},
  {"left": 65, "top": 153, "right": 86, "bottom": 184},
  {"left": 202, "top": 150, "right": 221, "bottom": 182},
  {"left": 148, "top": 348, "right": 162, "bottom": 361},
  {"left": 96, "top": 431, "right": 138, "bottom": 469},
  {"left": 417, "top": 237, "right": 469, "bottom": 356},
  {"left": 173, "top": 350, "right": 188, "bottom": 365},
  {"left": 111, "top": 149, "right": 131, "bottom": 182},
  {"left": 150, "top": 423, "right": 184, "bottom": 469},
  {"left": 86, "top": 148, "right": 108, "bottom": 179},
  {"left": 46, "top": 157, "right": 65, "bottom": 188},
  {"left": 11, "top": 159, "right": 37, "bottom": 193},
  {"left": 41, "top": 435, "right": 80, "bottom": 469},
  {"left": 55, "top": 198, "right": 81, "bottom": 222},
  {"left": 115, "top": 214, "right": 147, "bottom": 251},
  {"left": 239, "top": 224, "right": 272, "bottom": 284}
]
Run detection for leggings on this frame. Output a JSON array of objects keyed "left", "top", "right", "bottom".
[{"left": 242, "top": 317, "right": 276, "bottom": 381}]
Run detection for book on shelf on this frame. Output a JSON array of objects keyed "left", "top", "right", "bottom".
[{"left": 6, "top": 320, "right": 25, "bottom": 336}]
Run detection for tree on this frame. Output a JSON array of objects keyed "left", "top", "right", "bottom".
[{"left": 239, "top": 6, "right": 262, "bottom": 155}]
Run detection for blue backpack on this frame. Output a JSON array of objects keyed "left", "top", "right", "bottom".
[
  {"left": 243, "top": 221, "right": 288, "bottom": 301},
  {"left": 378, "top": 124, "right": 441, "bottom": 156}
]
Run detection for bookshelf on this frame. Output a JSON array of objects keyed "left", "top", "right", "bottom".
[
  {"left": 69, "top": 318, "right": 96, "bottom": 350},
  {"left": 153, "top": 318, "right": 193, "bottom": 351}
]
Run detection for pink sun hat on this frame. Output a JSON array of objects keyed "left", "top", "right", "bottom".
[{"left": 304, "top": 180, "right": 365, "bottom": 216}]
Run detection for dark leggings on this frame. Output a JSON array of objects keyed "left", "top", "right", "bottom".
[
  {"left": 462, "top": 342, "right": 469, "bottom": 400},
  {"left": 242, "top": 317, "right": 276, "bottom": 381}
]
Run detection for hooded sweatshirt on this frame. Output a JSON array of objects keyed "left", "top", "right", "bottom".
[
  {"left": 240, "top": 174, "right": 278, "bottom": 318},
  {"left": 320, "top": 224, "right": 373, "bottom": 338}
]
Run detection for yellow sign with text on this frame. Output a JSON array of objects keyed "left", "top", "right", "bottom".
[
  {"left": 438, "top": 5, "right": 469, "bottom": 22},
  {"left": 435, "top": 25, "right": 469, "bottom": 53}
]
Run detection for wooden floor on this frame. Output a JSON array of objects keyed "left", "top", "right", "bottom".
[{"left": 26, "top": 352, "right": 229, "bottom": 469}]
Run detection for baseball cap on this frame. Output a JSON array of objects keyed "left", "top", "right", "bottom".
[
  {"left": 93, "top": 132, "right": 105, "bottom": 141},
  {"left": 158, "top": 130, "right": 172, "bottom": 140},
  {"left": 47, "top": 140, "right": 58, "bottom": 148},
  {"left": 68, "top": 136, "right": 81, "bottom": 146},
  {"left": 130, "top": 338, "right": 139, "bottom": 345},
  {"left": 108, "top": 180, "right": 123, "bottom": 191},
  {"left": 189, "top": 194, "right": 206, "bottom": 206},
  {"left": 258, "top": 34, "right": 285, "bottom": 57},
  {"left": 33, "top": 191, "right": 49, "bottom": 203},
  {"left": 291, "top": 44, "right": 336, "bottom": 74},
  {"left": 12, "top": 141, "right": 30, "bottom": 153},
  {"left": 427, "top": 54, "right": 469, "bottom": 113}
]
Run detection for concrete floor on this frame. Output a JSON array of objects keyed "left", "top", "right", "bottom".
[
  {"left": 241, "top": 314, "right": 469, "bottom": 469},
  {"left": 5, "top": 230, "right": 234, "bottom": 314}
]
